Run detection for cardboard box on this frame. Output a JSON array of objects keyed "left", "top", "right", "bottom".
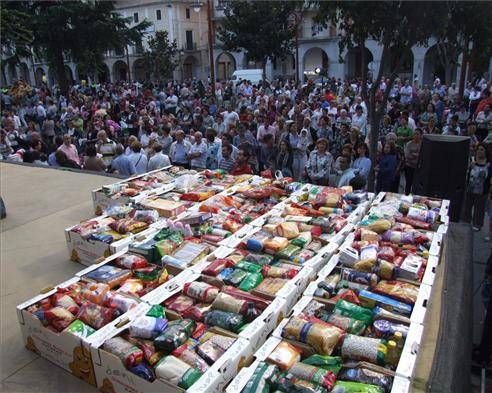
[{"left": 302, "top": 242, "right": 338, "bottom": 274}]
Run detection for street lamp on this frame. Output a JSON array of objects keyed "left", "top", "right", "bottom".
[{"left": 192, "top": 1, "right": 203, "bottom": 13}]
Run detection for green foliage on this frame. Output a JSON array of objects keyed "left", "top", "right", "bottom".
[
  {"left": 217, "top": 0, "right": 300, "bottom": 66},
  {"left": 0, "top": 3, "right": 33, "bottom": 65},
  {"left": 142, "top": 31, "right": 178, "bottom": 81}
]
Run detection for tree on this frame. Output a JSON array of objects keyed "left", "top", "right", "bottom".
[
  {"left": 217, "top": 0, "right": 299, "bottom": 77},
  {"left": 142, "top": 31, "right": 178, "bottom": 82},
  {"left": 314, "top": 1, "right": 445, "bottom": 191},
  {"left": 25, "top": 1, "right": 150, "bottom": 94}
]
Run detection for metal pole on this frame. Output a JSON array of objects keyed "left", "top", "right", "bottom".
[{"left": 207, "top": 0, "right": 215, "bottom": 97}]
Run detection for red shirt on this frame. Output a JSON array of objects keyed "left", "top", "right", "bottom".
[{"left": 231, "top": 163, "right": 253, "bottom": 176}]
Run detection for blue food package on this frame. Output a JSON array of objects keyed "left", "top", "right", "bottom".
[
  {"left": 216, "top": 268, "right": 234, "bottom": 281},
  {"left": 84, "top": 265, "right": 131, "bottom": 285},
  {"left": 88, "top": 233, "right": 114, "bottom": 243},
  {"left": 358, "top": 290, "right": 412, "bottom": 316},
  {"left": 129, "top": 362, "right": 155, "bottom": 382}
]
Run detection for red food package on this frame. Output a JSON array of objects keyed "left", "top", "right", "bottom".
[
  {"left": 191, "top": 322, "right": 207, "bottom": 339},
  {"left": 116, "top": 253, "right": 148, "bottom": 269},
  {"left": 199, "top": 204, "right": 220, "bottom": 214},
  {"left": 202, "top": 234, "right": 224, "bottom": 244},
  {"left": 77, "top": 302, "right": 116, "bottom": 329},
  {"left": 393, "top": 255, "right": 405, "bottom": 267},
  {"left": 310, "top": 226, "right": 323, "bottom": 238},
  {"left": 202, "top": 259, "right": 236, "bottom": 276},
  {"left": 223, "top": 219, "right": 242, "bottom": 233},
  {"left": 262, "top": 265, "right": 298, "bottom": 279},
  {"left": 290, "top": 203, "right": 324, "bottom": 217},
  {"left": 53, "top": 293, "right": 80, "bottom": 314},
  {"left": 396, "top": 216, "right": 431, "bottom": 230},
  {"left": 221, "top": 286, "right": 271, "bottom": 311},
  {"left": 332, "top": 216, "right": 347, "bottom": 233},
  {"left": 182, "top": 303, "right": 212, "bottom": 322},
  {"left": 377, "top": 246, "right": 396, "bottom": 262},
  {"left": 45, "top": 307, "right": 76, "bottom": 332},
  {"left": 38, "top": 297, "right": 53, "bottom": 310},
  {"left": 164, "top": 294, "right": 195, "bottom": 314},
  {"left": 354, "top": 228, "right": 362, "bottom": 241},
  {"left": 331, "top": 289, "right": 361, "bottom": 305}
]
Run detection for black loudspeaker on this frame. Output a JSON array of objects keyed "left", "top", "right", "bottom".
[{"left": 412, "top": 135, "right": 470, "bottom": 222}]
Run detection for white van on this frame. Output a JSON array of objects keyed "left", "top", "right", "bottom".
[{"left": 231, "top": 69, "right": 264, "bottom": 85}]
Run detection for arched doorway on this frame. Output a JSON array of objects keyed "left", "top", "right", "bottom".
[
  {"left": 113, "top": 60, "right": 128, "bottom": 81},
  {"left": 344, "top": 47, "right": 373, "bottom": 79},
  {"left": 35, "top": 68, "right": 45, "bottom": 86},
  {"left": 132, "top": 58, "right": 146, "bottom": 82},
  {"left": 216, "top": 52, "right": 236, "bottom": 80},
  {"left": 303, "top": 47, "right": 328, "bottom": 79},
  {"left": 19, "top": 63, "right": 31, "bottom": 84},
  {"left": 423, "top": 44, "right": 457, "bottom": 85},
  {"left": 383, "top": 47, "right": 414, "bottom": 81},
  {"left": 183, "top": 55, "right": 200, "bottom": 80}
]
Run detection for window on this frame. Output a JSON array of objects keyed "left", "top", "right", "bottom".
[
  {"left": 185, "top": 30, "right": 194, "bottom": 50},
  {"left": 133, "top": 12, "right": 139, "bottom": 23},
  {"left": 156, "top": 9, "right": 161, "bottom": 20},
  {"left": 186, "top": 8, "right": 190, "bottom": 19}
]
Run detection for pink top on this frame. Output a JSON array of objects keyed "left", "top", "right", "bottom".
[{"left": 58, "top": 144, "right": 80, "bottom": 165}]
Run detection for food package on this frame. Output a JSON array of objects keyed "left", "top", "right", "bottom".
[
  {"left": 263, "top": 237, "right": 289, "bottom": 255},
  {"left": 282, "top": 316, "right": 344, "bottom": 355},
  {"left": 398, "top": 254, "right": 425, "bottom": 281},
  {"left": 275, "top": 222, "right": 300, "bottom": 239},
  {"left": 360, "top": 289, "right": 415, "bottom": 318},
  {"left": 224, "top": 269, "right": 248, "bottom": 286},
  {"left": 359, "top": 229, "right": 379, "bottom": 242},
  {"left": 53, "top": 293, "right": 80, "bottom": 314},
  {"left": 117, "top": 279, "right": 144, "bottom": 295},
  {"left": 288, "top": 362, "right": 337, "bottom": 390},
  {"left": 373, "top": 319, "right": 409, "bottom": 339},
  {"left": 332, "top": 380, "right": 384, "bottom": 393},
  {"left": 372, "top": 306, "right": 411, "bottom": 325},
  {"left": 84, "top": 266, "right": 132, "bottom": 289},
  {"left": 353, "top": 259, "right": 377, "bottom": 273},
  {"left": 373, "top": 260, "right": 395, "bottom": 280},
  {"left": 172, "top": 344, "right": 209, "bottom": 373},
  {"left": 334, "top": 299, "right": 373, "bottom": 326},
  {"left": 262, "top": 265, "right": 298, "bottom": 279},
  {"left": 126, "top": 336, "right": 164, "bottom": 365},
  {"left": 183, "top": 281, "right": 219, "bottom": 303},
  {"left": 116, "top": 253, "right": 148, "bottom": 270},
  {"left": 216, "top": 268, "right": 234, "bottom": 281},
  {"left": 291, "top": 232, "right": 313, "bottom": 248},
  {"left": 243, "top": 361, "right": 278, "bottom": 393},
  {"left": 133, "top": 265, "right": 163, "bottom": 283},
  {"left": 211, "top": 292, "right": 248, "bottom": 315},
  {"left": 221, "top": 286, "right": 271, "bottom": 311},
  {"left": 266, "top": 341, "right": 301, "bottom": 371},
  {"left": 103, "top": 336, "right": 143, "bottom": 368},
  {"left": 154, "top": 320, "right": 195, "bottom": 353},
  {"left": 44, "top": 307, "right": 75, "bottom": 331},
  {"left": 331, "top": 289, "right": 361, "bottom": 305},
  {"left": 235, "top": 260, "right": 263, "bottom": 273},
  {"left": 109, "top": 218, "right": 148, "bottom": 234},
  {"left": 273, "top": 374, "right": 326, "bottom": 392},
  {"left": 396, "top": 215, "right": 432, "bottom": 230},
  {"left": 275, "top": 244, "right": 301, "bottom": 260},
  {"left": 132, "top": 209, "right": 159, "bottom": 224},
  {"left": 314, "top": 192, "right": 341, "bottom": 208},
  {"left": 253, "top": 278, "right": 288, "bottom": 296},
  {"left": 243, "top": 253, "right": 274, "bottom": 266},
  {"left": 341, "top": 334, "right": 387, "bottom": 365},
  {"left": 364, "top": 219, "right": 392, "bottom": 234},
  {"left": 203, "top": 310, "right": 244, "bottom": 333},
  {"left": 129, "top": 362, "right": 155, "bottom": 382},
  {"left": 341, "top": 268, "right": 379, "bottom": 287},
  {"left": 202, "top": 258, "right": 235, "bottom": 276},
  {"left": 376, "top": 247, "right": 396, "bottom": 262},
  {"left": 338, "top": 367, "right": 392, "bottom": 393},
  {"left": 65, "top": 319, "right": 96, "bottom": 338},
  {"left": 302, "top": 354, "right": 342, "bottom": 374},
  {"left": 105, "top": 292, "right": 139, "bottom": 313},
  {"left": 238, "top": 272, "right": 263, "bottom": 291},
  {"left": 407, "top": 206, "right": 437, "bottom": 224},
  {"left": 315, "top": 310, "right": 367, "bottom": 335},
  {"left": 165, "top": 295, "right": 195, "bottom": 314},
  {"left": 171, "top": 242, "right": 210, "bottom": 267},
  {"left": 154, "top": 355, "right": 202, "bottom": 389},
  {"left": 129, "top": 315, "right": 168, "bottom": 339},
  {"left": 182, "top": 303, "right": 213, "bottom": 322},
  {"left": 77, "top": 302, "right": 116, "bottom": 329},
  {"left": 373, "top": 280, "right": 419, "bottom": 305}
]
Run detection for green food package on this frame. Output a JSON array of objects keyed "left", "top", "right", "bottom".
[
  {"left": 332, "top": 380, "right": 384, "bottom": 393},
  {"left": 302, "top": 354, "right": 342, "bottom": 375},
  {"left": 235, "top": 260, "right": 263, "bottom": 273},
  {"left": 238, "top": 272, "right": 264, "bottom": 291},
  {"left": 243, "top": 253, "right": 274, "bottom": 266},
  {"left": 275, "top": 244, "right": 301, "bottom": 260},
  {"left": 146, "top": 304, "right": 166, "bottom": 318},
  {"left": 155, "top": 355, "right": 202, "bottom": 389},
  {"left": 334, "top": 299, "right": 373, "bottom": 326},
  {"left": 155, "top": 239, "right": 177, "bottom": 258},
  {"left": 223, "top": 269, "right": 248, "bottom": 286},
  {"left": 315, "top": 309, "right": 367, "bottom": 335},
  {"left": 290, "top": 232, "right": 312, "bottom": 248},
  {"left": 65, "top": 319, "right": 96, "bottom": 338},
  {"left": 243, "top": 361, "right": 279, "bottom": 393},
  {"left": 204, "top": 310, "right": 244, "bottom": 333}
]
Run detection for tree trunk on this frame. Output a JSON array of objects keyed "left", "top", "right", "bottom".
[
  {"left": 360, "top": 41, "right": 367, "bottom": 102},
  {"left": 52, "top": 49, "right": 69, "bottom": 96},
  {"left": 458, "top": 40, "right": 469, "bottom": 97}
]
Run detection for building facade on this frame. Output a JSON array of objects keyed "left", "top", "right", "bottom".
[{"left": 2, "top": 0, "right": 490, "bottom": 87}]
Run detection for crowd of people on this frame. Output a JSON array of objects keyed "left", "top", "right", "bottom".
[{"left": 1, "top": 73, "right": 491, "bottom": 230}]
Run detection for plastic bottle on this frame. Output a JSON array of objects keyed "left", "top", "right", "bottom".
[
  {"left": 393, "top": 331, "right": 404, "bottom": 352},
  {"left": 385, "top": 340, "right": 399, "bottom": 369}
]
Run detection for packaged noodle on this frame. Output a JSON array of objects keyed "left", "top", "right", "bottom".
[
  {"left": 302, "top": 354, "right": 342, "bottom": 375},
  {"left": 116, "top": 253, "right": 148, "bottom": 269},
  {"left": 266, "top": 341, "right": 302, "bottom": 371},
  {"left": 182, "top": 303, "right": 213, "bottom": 322},
  {"left": 77, "top": 302, "right": 116, "bottom": 329},
  {"left": 129, "top": 315, "right": 168, "bottom": 339},
  {"left": 117, "top": 279, "right": 144, "bottom": 295},
  {"left": 238, "top": 272, "right": 263, "bottom": 291},
  {"left": 334, "top": 299, "right": 373, "bottom": 326},
  {"left": 165, "top": 294, "right": 195, "bottom": 313},
  {"left": 315, "top": 309, "right": 367, "bottom": 335},
  {"left": 243, "top": 361, "right": 279, "bottom": 393},
  {"left": 275, "top": 222, "right": 300, "bottom": 239},
  {"left": 282, "top": 316, "right": 344, "bottom": 355},
  {"left": 341, "top": 334, "right": 387, "bottom": 366},
  {"left": 288, "top": 362, "right": 337, "bottom": 390},
  {"left": 262, "top": 265, "right": 298, "bottom": 279},
  {"left": 53, "top": 293, "right": 79, "bottom": 314},
  {"left": 373, "top": 280, "right": 419, "bottom": 305},
  {"left": 103, "top": 336, "right": 143, "bottom": 368},
  {"left": 204, "top": 310, "right": 244, "bottom": 332},
  {"left": 183, "top": 281, "right": 219, "bottom": 303},
  {"left": 104, "top": 292, "right": 139, "bottom": 313},
  {"left": 126, "top": 336, "right": 164, "bottom": 365},
  {"left": 172, "top": 344, "right": 209, "bottom": 373},
  {"left": 211, "top": 292, "right": 248, "bottom": 314},
  {"left": 64, "top": 319, "right": 95, "bottom": 338},
  {"left": 338, "top": 368, "right": 392, "bottom": 393},
  {"left": 154, "top": 355, "right": 202, "bottom": 389},
  {"left": 332, "top": 380, "right": 384, "bottom": 393},
  {"left": 129, "top": 362, "right": 155, "bottom": 382},
  {"left": 254, "top": 278, "right": 288, "bottom": 296},
  {"left": 221, "top": 286, "right": 271, "bottom": 311}
]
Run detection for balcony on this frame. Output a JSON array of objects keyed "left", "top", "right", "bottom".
[{"left": 183, "top": 42, "right": 197, "bottom": 51}]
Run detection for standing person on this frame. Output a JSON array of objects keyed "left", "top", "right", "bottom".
[
  {"left": 204, "top": 128, "right": 221, "bottom": 170},
  {"left": 230, "top": 148, "right": 253, "bottom": 175},
  {"left": 476, "top": 104, "right": 492, "bottom": 141},
  {"left": 156, "top": 126, "right": 173, "bottom": 155},
  {"left": 169, "top": 130, "right": 192, "bottom": 168},
  {"left": 399, "top": 79, "right": 413, "bottom": 106},
  {"left": 54, "top": 150, "right": 81, "bottom": 169},
  {"left": 274, "top": 139, "right": 293, "bottom": 178},
  {"left": 42, "top": 114, "right": 56, "bottom": 145},
  {"left": 352, "top": 143, "right": 372, "bottom": 182},
  {"left": 403, "top": 128, "right": 423, "bottom": 195},
  {"left": 221, "top": 105, "right": 239, "bottom": 131},
  {"left": 96, "top": 130, "right": 117, "bottom": 167},
  {"left": 188, "top": 131, "right": 207, "bottom": 170},
  {"left": 258, "top": 134, "right": 276, "bottom": 172},
  {"left": 110, "top": 144, "right": 137, "bottom": 177},
  {"left": 128, "top": 141, "right": 148, "bottom": 175},
  {"left": 305, "top": 138, "right": 333, "bottom": 185},
  {"left": 218, "top": 144, "right": 235, "bottom": 173},
  {"left": 385, "top": 133, "right": 405, "bottom": 193},
  {"left": 351, "top": 105, "right": 368, "bottom": 137},
  {"left": 377, "top": 143, "right": 398, "bottom": 192},
  {"left": 58, "top": 134, "right": 80, "bottom": 166},
  {"left": 395, "top": 117, "right": 413, "bottom": 148},
  {"left": 147, "top": 144, "right": 171, "bottom": 171},
  {"left": 424, "top": 117, "right": 440, "bottom": 134},
  {"left": 463, "top": 144, "right": 490, "bottom": 231},
  {"left": 288, "top": 123, "right": 308, "bottom": 181},
  {"left": 83, "top": 144, "right": 106, "bottom": 172}
]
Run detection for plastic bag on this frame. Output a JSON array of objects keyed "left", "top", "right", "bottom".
[
  {"left": 103, "top": 337, "right": 143, "bottom": 368},
  {"left": 173, "top": 344, "right": 209, "bottom": 373},
  {"left": 238, "top": 272, "right": 263, "bottom": 291},
  {"left": 154, "top": 320, "right": 195, "bottom": 353},
  {"left": 282, "top": 316, "right": 344, "bottom": 355},
  {"left": 182, "top": 303, "right": 212, "bottom": 322},
  {"left": 154, "top": 355, "right": 202, "bottom": 389},
  {"left": 377, "top": 247, "right": 396, "bottom": 262},
  {"left": 65, "top": 319, "right": 96, "bottom": 338},
  {"left": 332, "top": 380, "right": 384, "bottom": 393},
  {"left": 117, "top": 279, "right": 144, "bottom": 295},
  {"left": 266, "top": 341, "right": 301, "bottom": 371},
  {"left": 263, "top": 237, "right": 289, "bottom": 255},
  {"left": 373, "top": 280, "right": 419, "bottom": 305},
  {"left": 77, "top": 302, "right": 115, "bottom": 329},
  {"left": 204, "top": 310, "right": 244, "bottom": 332},
  {"left": 302, "top": 354, "right": 342, "bottom": 375},
  {"left": 165, "top": 295, "right": 195, "bottom": 314},
  {"left": 235, "top": 260, "right": 263, "bottom": 273},
  {"left": 129, "top": 315, "right": 168, "bottom": 339},
  {"left": 129, "top": 362, "right": 155, "bottom": 382},
  {"left": 291, "top": 232, "right": 313, "bottom": 248},
  {"left": 275, "top": 244, "right": 301, "bottom": 260},
  {"left": 126, "top": 336, "right": 164, "bottom": 365},
  {"left": 183, "top": 281, "right": 219, "bottom": 303},
  {"left": 202, "top": 258, "right": 235, "bottom": 276},
  {"left": 223, "top": 269, "right": 248, "bottom": 286},
  {"left": 53, "top": 293, "right": 79, "bottom": 315},
  {"left": 288, "top": 362, "right": 337, "bottom": 390},
  {"left": 275, "top": 222, "right": 300, "bottom": 239},
  {"left": 45, "top": 307, "right": 75, "bottom": 331},
  {"left": 338, "top": 367, "right": 392, "bottom": 393},
  {"left": 211, "top": 292, "right": 248, "bottom": 315},
  {"left": 334, "top": 299, "right": 373, "bottom": 326},
  {"left": 243, "top": 361, "right": 278, "bottom": 393},
  {"left": 315, "top": 310, "right": 366, "bottom": 335}
]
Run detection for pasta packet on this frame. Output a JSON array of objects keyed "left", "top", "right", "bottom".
[{"left": 103, "top": 336, "right": 143, "bottom": 368}]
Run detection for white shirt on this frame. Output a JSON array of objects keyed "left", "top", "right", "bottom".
[
  {"left": 128, "top": 151, "right": 148, "bottom": 174},
  {"left": 147, "top": 152, "right": 171, "bottom": 171},
  {"left": 221, "top": 110, "right": 239, "bottom": 130},
  {"left": 189, "top": 140, "right": 207, "bottom": 168}
]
